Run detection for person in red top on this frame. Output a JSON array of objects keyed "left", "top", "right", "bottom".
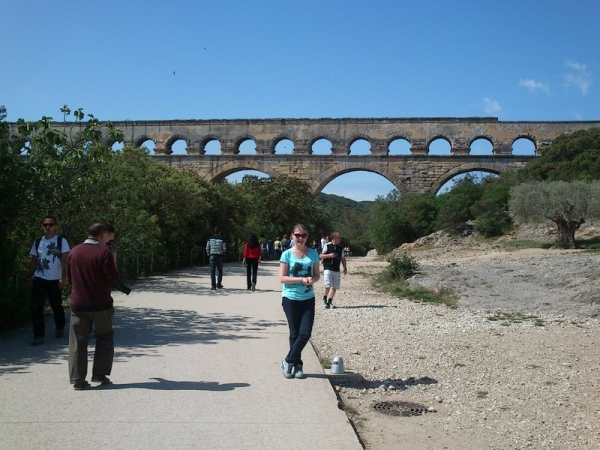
[
  {"left": 66, "top": 222, "right": 120, "bottom": 390},
  {"left": 242, "top": 233, "right": 262, "bottom": 291}
]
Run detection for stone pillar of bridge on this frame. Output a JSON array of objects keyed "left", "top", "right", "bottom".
[
  {"left": 255, "top": 140, "right": 273, "bottom": 154},
  {"left": 220, "top": 140, "right": 237, "bottom": 155},
  {"left": 493, "top": 142, "right": 512, "bottom": 155},
  {"left": 410, "top": 139, "right": 428, "bottom": 155},
  {"left": 331, "top": 140, "right": 349, "bottom": 155},
  {"left": 154, "top": 141, "right": 167, "bottom": 154},
  {"left": 451, "top": 146, "right": 470, "bottom": 155},
  {"left": 451, "top": 138, "right": 469, "bottom": 155},
  {"left": 187, "top": 141, "right": 203, "bottom": 155},
  {"left": 293, "top": 140, "right": 310, "bottom": 154},
  {"left": 371, "top": 140, "right": 388, "bottom": 156}
]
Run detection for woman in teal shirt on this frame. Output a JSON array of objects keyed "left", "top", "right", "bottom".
[{"left": 278, "top": 223, "right": 321, "bottom": 379}]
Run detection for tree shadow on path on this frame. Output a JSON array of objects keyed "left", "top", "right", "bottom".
[{"left": 0, "top": 305, "right": 283, "bottom": 374}]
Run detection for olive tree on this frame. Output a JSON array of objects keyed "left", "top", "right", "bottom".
[{"left": 509, "top": 181, "right": 600, "bottom": 249}]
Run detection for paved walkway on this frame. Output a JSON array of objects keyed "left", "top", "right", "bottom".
[{"left": 0, "top": 261, "right": 362, "bottom": 449}]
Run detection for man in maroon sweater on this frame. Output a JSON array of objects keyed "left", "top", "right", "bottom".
[{"left": 66, "top": 223, "right": 120, "bottom": 390}]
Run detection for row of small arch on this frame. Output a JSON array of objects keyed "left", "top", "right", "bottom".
[{"left": 111, "top": 136, "right": 538, "bottom": 156}]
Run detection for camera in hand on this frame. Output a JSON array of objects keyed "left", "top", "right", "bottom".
[{"left": 115, "top": 280, "right": 132, "bottom": 295}]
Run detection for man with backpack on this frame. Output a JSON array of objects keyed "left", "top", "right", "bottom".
[
  {"left": 27, "top": 216, "right": 70, "bottom": 346},
  {"left": 320, "top": 232, "right": 347, "bottom": 309}
]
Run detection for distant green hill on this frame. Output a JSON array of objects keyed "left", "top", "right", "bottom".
[{"left": 317, "top": 193, "right": 374, "bottom": 247}]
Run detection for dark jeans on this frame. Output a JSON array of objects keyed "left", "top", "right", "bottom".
[
  {"left": 282, "top": 297, "right": 315, "bottom": 366},
  {"left": 68, "top": 308, "right": 115, "bottom": 384},
  {"left": 209, "top": 254, "right": 224, "bottom": 287},
  {"left": 31, "top": 277, "right": 65, "bottom": 337},
  {"left": 246, "top": 258, "right": 259, "bottom": 288}
]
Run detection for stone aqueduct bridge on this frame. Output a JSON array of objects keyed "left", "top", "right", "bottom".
[{"left": 21, "top": 117, "right": 600, "bottom": 194}]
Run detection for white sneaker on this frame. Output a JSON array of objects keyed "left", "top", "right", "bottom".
[
  {"left": 294, "top": 364, "right": 306, "bottom": 379},
  {"left": 281, "top": 359, "right": 294, "bottom": 379}
]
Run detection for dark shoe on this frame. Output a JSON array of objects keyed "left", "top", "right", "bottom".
[
  {"left": 217, "top": 284, "right": 224, "bottom": 289},
  {"left": 30, "top": 337, "right": 44, "bottom": 346},
  {"left": 73, "top": 381, "right": 90, "bottom": 390},
  {"left": 91, "top": 375, "right": 112, "bottom": 385},
  {"left": 251, "top": 282, "right": 256, "bottom": 292},
  {"left": 329, "top": 300, "right": 336, "bottom": 309},
  {"left": 211, "top": 286, "right": 216, "bottom": 290},
  {"left": 322, "top": 297, "right": 328, "bottom": 307},
  {"left": 55, "top": 328, "right": 64, "bottom": 338}
]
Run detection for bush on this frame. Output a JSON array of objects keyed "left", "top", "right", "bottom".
[
  {"left": 385, "top": 253, "right": 420, "bottom": 280},
  {"left": 476, "top": 212, "right": 511, "bottom": 237}
]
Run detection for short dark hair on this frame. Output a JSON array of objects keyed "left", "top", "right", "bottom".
[
  {"left": 106, "top": 223, "right": 115, "bottom": 233},
  {"left": 88, "top": 222, "right": 108, "bottom": 238},
  {"left": 42, "top": 216, "right": 57, "bottom": 225},
  {"left": 213, "top": 227, "right": 220, "bottom": 235}
]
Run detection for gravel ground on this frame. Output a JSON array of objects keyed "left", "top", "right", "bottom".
[{"left": 310, "top": 231, "right": 600, "bottom": 450}]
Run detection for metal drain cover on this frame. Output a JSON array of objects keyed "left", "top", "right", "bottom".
[{"left": 371, "top": 400, "right": 432, "bottom": 417}]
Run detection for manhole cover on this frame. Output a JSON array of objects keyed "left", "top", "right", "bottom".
[{"left": 371, "top": 401, "right": 432, "bottom": 417}]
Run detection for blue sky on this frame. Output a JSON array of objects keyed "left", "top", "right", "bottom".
[{"left": 1, "top": 1, "right": 598, "bottom": 200}]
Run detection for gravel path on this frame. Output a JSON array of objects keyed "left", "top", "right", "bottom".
[{"left": 310, "top": 238, "right": 600, "bottom": 449}]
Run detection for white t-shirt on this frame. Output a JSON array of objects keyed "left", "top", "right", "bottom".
[{"left": 29, "top": 235, "right": 71, "bottom": 280}]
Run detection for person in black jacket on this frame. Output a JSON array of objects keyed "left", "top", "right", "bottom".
[{"left": 319, "top": 232, "right": 347, "bottom": 309}]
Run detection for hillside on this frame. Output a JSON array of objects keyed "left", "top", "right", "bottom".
[{"left": 317, "top": 193, "right": 373, "bottom": 242}]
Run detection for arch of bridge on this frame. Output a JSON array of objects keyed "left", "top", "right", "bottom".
[
  {"left": 431, "top": 161, "right": 513, "bottom": 193},
  {"left": 310, "top": 161, "right": 399, "bottom": 195}
]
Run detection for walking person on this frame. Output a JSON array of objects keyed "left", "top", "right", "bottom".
[
  {"left": 206, "top": 228, "right": 226, "bottom": 290},
  {"left": 274, "top": 237, "right": 282, "bottom": 259},
  {"left": 281, "top": 234, "right": 290, "bottom": 251},
  {"left": 242, "top": 233, "right": 262, "bottom": 291},
  {"left": 66, "top": 223, "right": 120, "bottom": 390},
  {"left": 279, "top": 224, "right": 320, "bottom": 379},
  {"left": 27, "top": 216, "right": 71, "bottom": 346},
  {"left": 320, "top": 232, "right": 347, "bottom": 309}
]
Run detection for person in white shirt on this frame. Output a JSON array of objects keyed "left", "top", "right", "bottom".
[{"left": 27, "top": 216, "right": 71, "bottom": 346}]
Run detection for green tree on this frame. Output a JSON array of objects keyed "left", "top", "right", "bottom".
[
  {"left": 368, "top": 190, "right": 412, "bottom": 254},
  {"left": 509, "top": 181, "right": 600, "bottom": 249},
  {"left": 235, "top": 174, "right": 330, "bottom": 240},
  {"left": 0, "top": 106, "right": 36, "bottom": 295},
  {"left": 401, "top": 192, "right": 438, "bottom": 237},
  {"left": 471, "top": 174, "right": 517, "bottom": 237},
  {"left": 522, "top": 128, "right": 600, "bottom": 182},
  {"left": 435, "top": 175, "right": 483, "bottom": 232}
]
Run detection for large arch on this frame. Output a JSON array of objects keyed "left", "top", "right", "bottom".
[
  {"left": 432, "top": 162, "right": 508, "bottom": 194},
  {"left": 203, "top": 159, "right": 280, "bottom": 183},
  {"left": 311, "top": 161, "right": 401, "bottom": 196}
]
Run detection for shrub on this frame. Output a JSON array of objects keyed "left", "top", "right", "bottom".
[
  {"left": 385, "top": 253, "right": 420, "bottom": 280},
  {"left": 476, "top": 212, "right": 511, "bottom": 237}
]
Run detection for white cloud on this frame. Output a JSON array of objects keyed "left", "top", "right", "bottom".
[
  {"left": 564, "top": 59, "right": 592, "bottom": 95},
  {"left": 518, "top": 79, "right": 550, "bottom": 94},
  {"left": 566, "top": 60, "right": 586, "bottom": 71},
  {"left": 482, "top": 97, "right": 502, "bottom": 115}
]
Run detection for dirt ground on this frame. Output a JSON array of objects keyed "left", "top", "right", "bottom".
[{"left": 311, "top": 224, "right": 600, "bottom": 449}]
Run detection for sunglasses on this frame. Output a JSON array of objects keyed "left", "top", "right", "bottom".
[
  {"left": 42, "top": 223, "right": 56, "bottom": 227},
  {"left": 294, "top": 233, "right": 308, "bottom": 239}
]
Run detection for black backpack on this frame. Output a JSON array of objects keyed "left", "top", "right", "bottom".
[{"left": 34, "top": 235, "right": 65, "bottom": 256}]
